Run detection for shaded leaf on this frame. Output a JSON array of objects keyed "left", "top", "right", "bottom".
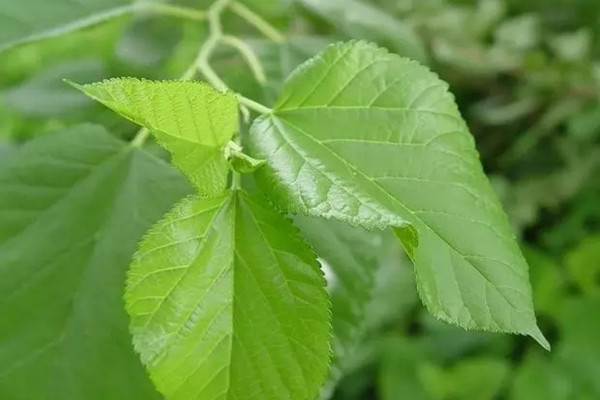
[
  {"left": 0, "top": 124, "right": 190, "bottom": 400},
  {"left": 2, "top": 59, "right": 106, "bottom": 117},
  {"left": 297, "top": 0, "right": 427, "bottom": 63},
  {"left": 294, "top": 217, "right": 381, "bottom": 397},
  {"left": 556, "top": 295, "right": 600, "bottom": 396},
  {"left": 565, "top": 235, "right": 600, "bottom": 294},
  {"left": 0, "top": 0, "right": 138, "bottom": 52}
]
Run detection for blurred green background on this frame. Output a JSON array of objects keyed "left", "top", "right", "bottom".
[{"left": 1, "top": 0, "right": 599, "bottom": 399}]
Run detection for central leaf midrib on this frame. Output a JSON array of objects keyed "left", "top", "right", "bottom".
[
  {"left": 0, "top": 146, "right": 129, "bottom": 249},
  {"left": 228, "top": 194, "right": 311, "bottom": 400},
  {"left": 5, "top": 146, "right": 141, "bottom": 394}
]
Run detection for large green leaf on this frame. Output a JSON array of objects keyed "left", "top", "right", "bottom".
[
  {"left": 249, "top": 41, "right": 548, "bottom": 348},
  {"left": 72, "top": 78, "right": 238, "bottom": 196},
  {"left": 0, "top": 0, "right": 138, "bottom": 52},
  {"left": 0, "top": 124, "right": 190, "bottom": 399},
  {"left": 125, "top": 191, "right": 331, "bottom": 400}
]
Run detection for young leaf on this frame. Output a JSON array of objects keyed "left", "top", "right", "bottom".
[
  {"left": 224, "top": 141, "right": 266, "bottom": 173},
  {"left": 125, "top": 191, "right": 331, "bottom": 400},
  {"left": 249, "top": 41, "right": 549, "bottom": 348},
  {"left": 71, "top": 78, "right": 238, "bottom": 195},
  {"left": 0, "top": 0, "right": 137, "bottom": 52},
  {"left": 0, "top": 124, "right": 190, "bottom": 399}
]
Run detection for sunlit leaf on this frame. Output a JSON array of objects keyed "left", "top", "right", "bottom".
[
  {"left": 250, "top": 40, "right": 548, "bottom": 348},
  {"left": 125, "top": 191, "right": 331, "bottom": 400},
  {"left": 72, "top": 78, "right": 238, "bottom": 195}
]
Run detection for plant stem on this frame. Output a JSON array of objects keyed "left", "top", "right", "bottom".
[
  {"left": 131, "top": 128, "right": 150, "bottom": 147},
  {"left": 220, "top": 35, "right": 267, "bottom": 85},
  {"left": 196, "top": 0, "right": 272, "bottom": 115},
  {"left": 238, "top": 95, "right": 271, "bottom": 114},
  {"left": 131, "top": 0, "right": 273, "bottom": 147},
  {"left": 196, "top": 0, "right": 231, "bottom": 91},
  {"left": 144, "top": 2, "right": 206, "bottom": 21},
  {"left": 229, "top": 1, "right": 285, "bottom": 43}
]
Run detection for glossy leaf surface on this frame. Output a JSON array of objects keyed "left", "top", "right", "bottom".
[
  {"left": 125, "top": 191, "right": 331, "bottom": 400},
  {"left": 249, "top": 41, "right": 548, "bottom": 348}
]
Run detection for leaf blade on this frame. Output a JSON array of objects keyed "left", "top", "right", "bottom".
[
  {"left": 250, "top": 41, "right": 548, "bottom": 348},
  {"left": 71, "top": 78, "right": 238, "bottom": 195},
  {"left": 0, "top": 124, "right": 190, "bottom": 399},
  {"left": 125, "top": 191, "right": 331, "bottom": 400},
  {"left": 0, "top": 0, "right": 136, "bottom": 52}
]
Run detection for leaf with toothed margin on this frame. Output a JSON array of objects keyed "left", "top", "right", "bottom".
[
  {"left": 70, "top": 78, "right": 238, "bottom": 196},
  {"left": 125, "top": 190, "right": 331, "bottom": 400},
  {"left": 0, "top": 124, "right": 190, "bottom": 400},
  {"left": 249, "top": 40, "right": 549, "bottom": 349}
]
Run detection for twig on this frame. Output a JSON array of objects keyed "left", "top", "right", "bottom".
[
  {"left": 131, "top": 0, "right": 273, "bottom": 148},
  {"left": 143, "top": 2, "right": 206, "bottom": 21},
  {"left": 230, "top": 1, "right": 285, "bottom": 43},
  {"left": 220, "top": 35, "right": 267, "bottom": 85}
]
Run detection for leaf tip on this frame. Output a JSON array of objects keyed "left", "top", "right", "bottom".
[{"left": 530, "top": 326, "right": 551, "bottom": 351}]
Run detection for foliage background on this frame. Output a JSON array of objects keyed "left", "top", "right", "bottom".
[{"left": 1, "top": 0, "right": 599, "bottom": 399}]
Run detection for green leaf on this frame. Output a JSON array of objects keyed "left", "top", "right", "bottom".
[
  {"left": 116, "top": 15, "right": 183, "bottom": 68},
  {"left": 0, "top": 124, "right": 190, "bottom": 399},
  {"left": 125, "top": 191, "right": 331, "bottom": 400},
  {"left": 243, "top": 36, "right": 333, "bottom": 99},
  {"left": 297, "top": 0, "right": 428, "bottom": 64},
  {"left": 494, "top": 14, "right": 540, "bottom": 51},
  {"left": 294, "top": 217, "right": 380, "bottom": 396},
  {"left": 297, "top": 219, "right": 417, "bottom": 400},
  {"left": 510, "top": 351, "right": 574, "bottom": 400},
  {"left": 0, "top": 0, "right": 137, "bottom": 52},
  {"left": 556, "top": 294, "right": 600, "bottom": 396},
  {"left": 249, "top": 41, "right": 548, "bottom": 348},
  {"left": 224, "top": 141, "right": 266, "bottom": 173},
  {"left": 523, "top": 246, "right": 566, "bottom": 317},
  {"left": 71, "top": 78, "right": 238, "bottom": 195},
  {"left": 565, "top": 235, "right": 600, "bottom": 294},
  {"left": 444, "top": 357, "right": 510, "bottom": 400},
  {"left": 2, "top": 59, "right": 106, "bottom": 117},
  {"left": 378, "top": 337, "right": 430, "bottom": 400}
]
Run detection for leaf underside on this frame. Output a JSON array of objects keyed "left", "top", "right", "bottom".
[
  {"left": 249, "top": 40, "right": 549, "bottom": 349},
  {"left": 125, "top": 191, "right": 331, "bottom": 400},
  {"left": 71, "top": 78, "right": 239, "bottom": 196},
  {"left": 0, "top": 125, "right": 190, "bottom": 399}
]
